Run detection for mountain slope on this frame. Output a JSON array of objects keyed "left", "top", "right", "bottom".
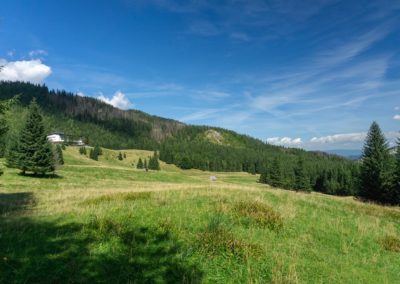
[{"left": 0, "top": 81, "right": 359, "bottom": 196}]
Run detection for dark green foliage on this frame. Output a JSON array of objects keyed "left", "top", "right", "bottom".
[
  {"left": 55, "top": 144, "right": 64, "bottom": 165},
  {"left": 89, "top": 146, "right": 102, "bottom": 161},
  {"left": 144, "top": 159, "right": 148, "bottom": 170},
  {"left": 61, "top": 144, "right": 66, "bottom": 150},
  {"left": 359, "top": 122, "right": 392, "bottom": 203},
  {"left": 269, "top": 158, "right": 283, "bottom": 188},
  {"left": 96, "top": 145, "right": 103, "bottom": 156},
  {"left": 7, "top": 100, "right": 54, "bottom": 175},
  {"left": 123, "top": 152, "right": 126, "bottom": 159},
  {"left": 79, "top": 146, "right": 87, "bottom": 155},
  {"left": 118, "top": 152, "right": 123, "bottom": 161},
  {"left": 389, "top": 139, "right": 400, "bottom": 204},
  {"left": 148, "top": 151, "right": 161, "bottom": 170},
  {"left": 294, "top": 158, "right": 311, "bottom": 192},
  {"left": 136, "top": 158, "right": 144, "bottom": 169},
  {"left": 89, "top": 148, "right": 97, "bottom": 161}
]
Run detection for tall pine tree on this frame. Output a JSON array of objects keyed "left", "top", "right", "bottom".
[
  {"left": 359, "top": 122, "right": 391, "bottom": 203},
  {"left": 294, "top": 158, "right": 311, "bottom": 192},
  {"left": 389, "top": 138, "right": 400, "bottom": 204},
  {"left": 10, "top": 100, "right": 54, "bottom": 175},
  {"left": 269, "top": 158, "right": 283, "bottom": 188}
]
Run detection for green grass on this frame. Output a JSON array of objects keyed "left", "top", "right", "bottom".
[{"left": 1, "top": 146, "right": 399, "bottom": 283}]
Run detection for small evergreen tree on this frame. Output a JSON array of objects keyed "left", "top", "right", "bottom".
[
  {"left": 269, "top": 158, "right": 283, "bottom": 188},
  {"left": 123, "top": 152, "right": 126, "bottom": 159},
  {"left": 79, "top": 147, "right": 85, "bottom": 155},
  {"left": 55, "top": 144, "right": 64, "bottom": 165},
  {"left": 137, "top": 158, "right": 144, "bottom": 169},
  {"left": 144, "top": 159, "right": 148, "bottom": 171},
  {"left": 89, "top": 148, "right": 98, "bottom": 161},
  {"left": 11, "top": 100, "right": 55, "bottom": 175},
  {"left": 118, "top": 152, "right": 123, "bottom": 161},
  {"left": 96, "top": 145, "right": 103, "bottom": 156},
  {"left": 359, "top": 122, "right": 391, "bottom": 203},
  {"left": 294, "top": 158, "right": 311, "bottom": 192},
  {"left": 61, "top": 144, "right": 66, "bottom": 150},
  {"left": 148, "top": 151, "right": 161, "bottom": 170}
]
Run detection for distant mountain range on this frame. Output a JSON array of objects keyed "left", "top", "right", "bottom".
[{"left": 324, "top": 149, "right": 362, "bottom": 160}]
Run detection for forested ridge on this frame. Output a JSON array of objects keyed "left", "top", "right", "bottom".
[
  {"left": 1, "top": 81, "right": 360, "bottom": 196},
  {"left": 0, "top": 81, "right": 183, "bottom": 149}
]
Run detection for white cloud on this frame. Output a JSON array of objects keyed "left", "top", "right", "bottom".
[
  {"left": 97, "top": 91, "right": 132, "bottom": 110},
  {"left": 29, "top": 49, "right": 48, "bottom": 57},
  {"left": 393, "top": 114, "right": 400, "bottom": 120},
  {"left": 0, "top": 59, "right": 52, "bottom": 83},
  {"left": 310, "top": 132, "right": 366, "bottom": 144},
  {"left": 266, "top": 137, "right": 302, "bottom": 146},
  {"left": 76, "top": 91, "right": 85, "bottom": 97}
]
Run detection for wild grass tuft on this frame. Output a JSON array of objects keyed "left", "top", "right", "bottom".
[
  {"left": 380, "top": 235, "right": 400, "bottom": 252},
  {"left": 232, "top": 200, "right": 283, "bottom": 231},
  {"left": 82, "top": 192, "right": 152, "bottom": 205},
  {"left": 198, "top": 214, "right": 262, "bottom": 258}
]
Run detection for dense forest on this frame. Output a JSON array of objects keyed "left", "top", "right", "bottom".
[
  {"left": 0, "top": 81, "right": 183, "bottom": 150},
  {"left": 159, "top": 126, "right": 360, "bottom": 195},
  {"left": 0, "top": 81, "right": 364, "bottom": 197}
]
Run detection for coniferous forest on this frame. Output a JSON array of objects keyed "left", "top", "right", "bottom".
[{"left": 1, "top": 81, "right": 399, "bottom": 204}]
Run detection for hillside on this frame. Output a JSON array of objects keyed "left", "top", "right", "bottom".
[
  {"left": 0, "top": 81, "right": 184, "bottom": 149},
  {"left": 0, "top": 147, "right": 399, "bottom": 283},
  {"left": 0, "top": 81, "right": 359, "bottom": 196}
]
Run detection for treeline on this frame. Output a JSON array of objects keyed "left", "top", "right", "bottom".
[
  {"left": 0, "top": 81, "right": 183, "bottom": 149},
  {"left": 160, "top": 126, "right": 359, "bottom": 195}
]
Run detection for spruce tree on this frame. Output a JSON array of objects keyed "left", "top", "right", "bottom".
[
  {"left": 269, "top": 158, "right": 283, "bottom": 188},
  {"left": 389, "top": 138, "right": 400, "bottom": 204},
  {"left": 148, "top": 151, "right": 161, "bottom": 170},
  {"left": 359, "top": 122, "right": 391, "bottom": 203},
  {"left": 13, "top": 100, "right": 55, "bottom": 175},
  {"left": 123, "top": 152, "right": 126, "bottom": 159},
  {"left": 294, "top": 158, "right": 311, "bottom": 192},
  {"left": 118, "top": 152, "right": 123, "bottom": 161},
  {"left": 137, "top": 158, "right": 144, "bottom": 169},
  {"left": 55, "top": 144, "right": 64, "bottom": 165},
  {"left": 6, "top": 136, "right": 21, "bottom": 169},
  {"left": 144, "top": 159, "right": 148, "bottom": 171}
]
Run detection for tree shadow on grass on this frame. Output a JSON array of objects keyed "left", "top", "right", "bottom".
[
  {"left": 0, "top": 192, "right": 35, "bottom": 215},
  {"left": 18, "top": 172, "right": 63, "bottom": 179},
  {"left": 0, "top": 211, "right": 203, "bottom": 283}
]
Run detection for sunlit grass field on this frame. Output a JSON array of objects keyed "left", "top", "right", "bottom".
[{"left": 1, "top": 147, "right": 399, "bottom": 283}]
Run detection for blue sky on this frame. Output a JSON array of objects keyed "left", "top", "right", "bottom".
[{"left": 1, "top": 0, "right": 400, "bottom": 150}]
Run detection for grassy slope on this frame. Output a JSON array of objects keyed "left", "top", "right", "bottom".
[{"left": 0, "top": 147, "right": 399, "bottom": 283}]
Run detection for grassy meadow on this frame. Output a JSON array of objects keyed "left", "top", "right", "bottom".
[{"left": 0, "top": 147, "right": 399, "bottom": 283}]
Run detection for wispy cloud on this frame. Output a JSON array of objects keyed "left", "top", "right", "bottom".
[{"left": 394, "top": 115, "right": 400, "bottom": 120}]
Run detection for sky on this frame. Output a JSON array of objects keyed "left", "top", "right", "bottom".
[{"left": 1, "top": 0, "right": 400, "bottom": 151}]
